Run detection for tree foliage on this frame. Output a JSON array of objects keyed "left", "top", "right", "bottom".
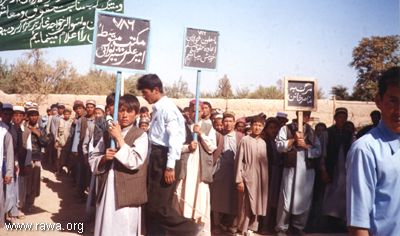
[
  {"left": 317, "top": 87, "right": 325, "bottom": 99},
  {"left": 124, "top": 75, "right": 141, "bottom": 96},
  {"left": 330, "top": 85, "right": 350, "bottom": 100},
  {"left": 234, "top": 86, "right": 250, "bottom": 98},
  {"left": 351, "top": 80, "right": 378, "bottom": 101},
  {"left": 200, "top": 91, "right": 217, "bottom": 98},
  {"left": 55, "top": 70, "right": 116, "bottom": 95},
  {"left": 216, "top": 74, "right": 233, "bottom": 99},
  {"left": 164, "top": 78, "right": 193, "bottom": 98},
  {"left": 248, "top": 85, "right": 284, "bottom": 99},
  {"left": 2, "top": 49, "right": 79, "bottom": 102},
  {"left": 350, "top": 35, "right": 400, "bottom": 101},
  {"left": 0, "top": 58, "right": 12, "bottom": 91}
]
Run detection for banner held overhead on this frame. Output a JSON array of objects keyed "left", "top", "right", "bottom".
[{"left": 0, "top": 0, "right": 123, "bottom": 51}]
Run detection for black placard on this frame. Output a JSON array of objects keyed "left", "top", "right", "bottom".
[
  {"left": 93, "top": 13, "right": 150, "bottom": 70},
  {"left": 285, "top": 78, "right": 317, "bottom": 111},
  {"left": 183, "top": 28, "right": 219, "bottom": 69}
]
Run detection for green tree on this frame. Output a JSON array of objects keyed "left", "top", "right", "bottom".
[
  {"left": 351, "top": 80, "right": 377, "bottom": 101},
  {"left": 350, "top": 35, "right": 400, "bottom": 101},
  {"left": 7, "top": 49, "right": 77, "bottom": 102},
  {"left": 248, "top": 85, "right": 284, "bottom": 99},
  {"left": 330, "top": 85, "right": 350, "bottom": 100}
]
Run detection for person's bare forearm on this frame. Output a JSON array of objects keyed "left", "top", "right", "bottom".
[{"left": 348, "top": 226, "right": 369, "bottom": 236}]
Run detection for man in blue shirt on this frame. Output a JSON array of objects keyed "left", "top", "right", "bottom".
[
  {"left": 347, "top": 66, "right": 400, "bottom": 236},
  {"left": 137, "top": 74, "right": 201, "bottom": 236}
]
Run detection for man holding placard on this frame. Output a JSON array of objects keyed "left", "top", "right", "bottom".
[{"left": 275, "top": 111, "right": 321, "bottom": 235}]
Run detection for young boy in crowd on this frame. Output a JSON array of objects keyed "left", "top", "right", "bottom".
[{"left": 235, "top": 116, "right": 269, "bottom": 235}]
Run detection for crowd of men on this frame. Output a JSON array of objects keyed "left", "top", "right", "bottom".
[{"left": 0, "top": 66, "right": 398, "bottom": 236}]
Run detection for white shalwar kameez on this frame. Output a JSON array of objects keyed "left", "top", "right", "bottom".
[
  {"left": 89, "top": 125, "right": 148, "bottom": 236},
  {"left": 275, "top": 125, "right": 321, "bottom": 231},
  {"left": 175, "top": 120, "right": 217, "bottom": 236}
]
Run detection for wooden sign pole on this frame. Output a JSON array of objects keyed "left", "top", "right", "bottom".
[{"left": 298, "top": 111, "right": 303, "bottom": 133}]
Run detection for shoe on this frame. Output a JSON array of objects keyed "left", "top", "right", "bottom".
[
  {"left": 17, "top": 210, "right": 25, "bottom": 219},
  {"left": 6, "top": 216, "right": 17, "bottom": 224},
  {"left": 219, "top": 224, "right": 228, "bottom": 231},
  {"left": 275, "top": 231, "right": 287, "bottom": 236},
  {"left": 290, "top": 227, "right": 306, "bottom": 236},
  {"left": 245, "top": 230, "right": 254, "bottom": 236},
  {"left": 227, "top": 226, "right": 237, "bottom": 235}
]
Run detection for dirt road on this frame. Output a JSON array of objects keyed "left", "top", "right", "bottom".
[
  {"left": 1, "top": 166, "right": 347, "bottom": 236},
  {"left": 1, "top": 165, "right": 90, "bottom": 236}
]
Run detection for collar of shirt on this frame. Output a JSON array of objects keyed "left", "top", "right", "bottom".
[
  {"left": 378, "top": 121, "right": 400, "bottom": 154},
  {"left": 226, "top": 130, "right": 235, "bottom": 137},
  {"left": 86, "top": 116, "right": 95, "bottom": 122},
  {"left": 122, "top": 124, "right": 133, "bottom": 133},
  {"left": 152, "top": 95, "right": 168, "bottom": 113}
]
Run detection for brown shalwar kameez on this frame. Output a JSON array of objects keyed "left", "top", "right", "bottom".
[{"left": 235, "top": 135, "right": 269, "bottom": 234}]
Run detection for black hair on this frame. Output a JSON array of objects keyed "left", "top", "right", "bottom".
[
  {"left": 50, "top": 104, "right": 58, "bottom": 109},
  {"left": 378, "top": 67, "right": 400, "bottom": 98},
  {"left": 223, "top": 113, "right": 235, "bottom": 121},
  {"left": 370, "top": 110, "right": 381, "bottom": 118},
  {"left": 106, "top": 92, "right": 116, "bottom": 106},
  {"left": 136, "top": 74, "right": 164, "bottom": 93},
  {"left": 203, "top": 101, "right": 212, "bottom": 109},
  {"left": 139, "top": 106, "right": 149, "bottom": 113},
  {"left": 265, "top": 117, "right": 280, "bottom": 127},
  {"left": 344, "top": 121, "right": 355, "bottom": 132},
  {"left": 119, "top": 94, "right": 140, "bottom": 113},
  {"left": 250, "top": 116, "right": 266, "bottom": 125},
  {"left": 315, "top": 122, "right": 327, "bottom": 130}
]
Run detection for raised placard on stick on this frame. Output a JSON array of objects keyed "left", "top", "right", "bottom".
[
  {"left": 93, "top": 11, "right": 150, "bottom": 71},
  {"left": 183, "top": 28, "right": 219, "bottom": 69},
  {"left": 284, "top": 77, "right": 318, "bottom": 111}
]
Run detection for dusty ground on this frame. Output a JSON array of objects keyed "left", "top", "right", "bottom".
[
  {"left": 1, "top": 164, "right": 89, "bottom": 236},
  {"left": 1, "top": 165, "right": 347, "bottom": 236}
]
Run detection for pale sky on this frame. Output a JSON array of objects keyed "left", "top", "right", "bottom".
[{"left": 0, "top": 0, "right": 399, "bottom": 96}]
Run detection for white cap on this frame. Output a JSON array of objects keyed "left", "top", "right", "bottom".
[
  {"left": 13, "top": 105, "right": 25, "bottom": 113},
  {"left": 215, "top": 113, "right": 223, "bottom": 119},
  {"left": 95, "top": 105, "right": 105, "bottom": 112}
]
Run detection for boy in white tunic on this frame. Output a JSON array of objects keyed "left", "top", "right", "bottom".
[{"left": 89, "top": 94, "right": 148, "bottom": 236}]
